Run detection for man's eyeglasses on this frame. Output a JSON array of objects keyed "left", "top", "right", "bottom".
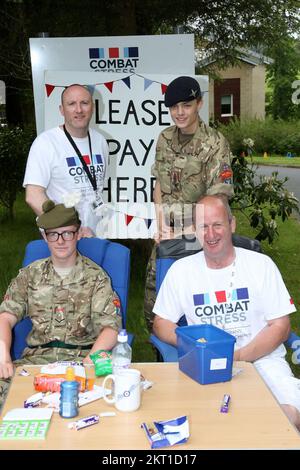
[{"left": 45, "top": 230, "right": 78, "bottom": 242}]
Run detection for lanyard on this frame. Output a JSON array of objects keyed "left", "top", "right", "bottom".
[{"left": 63, "top": 125, "right": 97, "bottom": 191}]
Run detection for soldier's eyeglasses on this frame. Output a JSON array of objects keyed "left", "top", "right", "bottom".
[{"left": 45, "top": 230, "right": 78, "bottom": 242}]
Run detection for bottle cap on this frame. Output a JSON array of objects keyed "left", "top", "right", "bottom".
[
  {"left": 66, "top": 366, "right": 75, "bottom": 381},
  {"left": 117, "top": 329, "right": 128, "bottom": 343}
]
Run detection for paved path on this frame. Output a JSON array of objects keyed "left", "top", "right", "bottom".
[{"left": 254, "top": 165, "right": 300, "bottom": 217}]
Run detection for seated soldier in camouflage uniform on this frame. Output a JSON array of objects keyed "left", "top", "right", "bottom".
[
  {"left": 144, "top": 76, "right": 234, "bottom": 332},
  {"left": 0, "top": 200, "right": 121, "bottom": 411}
]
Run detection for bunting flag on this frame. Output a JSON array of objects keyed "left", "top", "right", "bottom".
[
  {"left": 45, "top": 84, "right": 55, "bottom": 97},
  {"left": 44, "top": 74, "right": 192, "bottom": 99},
  {"left": 125, "top": 214, "right": 134, "bottom": 226},
  {"left": 104, "top": 81, "right": 114, "bottom": 93},
  {"left": 161, "top": 83, "right": 168, "bottom": 95},
  {"left": 86, "top": 85, "right": 96, "bottom": 96},
  {"left": 122, "top": 76, "right": 131, "bottom": 89},
  {"left": 144, "top": 78, "right": 154, "bottom": 91},
  {"left": 144, "top": 218, "right": 153, "bottom": 229},
  {"left": 81, "top": 202, "right": 155, "bottom": 230}
]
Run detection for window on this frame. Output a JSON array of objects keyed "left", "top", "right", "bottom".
[{"left": 221, "top": 95, "right": 233, "bottom": 116}]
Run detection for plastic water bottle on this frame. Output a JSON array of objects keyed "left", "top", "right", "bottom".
[
  {"left": 112, "top": 329, "right": 132, "bottom": 375},
  {"left": 59, "top": 366, "right": 79, "bottom": 418}
]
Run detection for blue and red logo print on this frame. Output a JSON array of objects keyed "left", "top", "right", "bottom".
[
  {"left": 193, "top": 288, "right": 249, "bottom": 306},
  {"left": 66, "top": 154, "right": 103, "bottom": 167},
  {"left": 89, "top": 47, "right": 139, "bottom": 59}
]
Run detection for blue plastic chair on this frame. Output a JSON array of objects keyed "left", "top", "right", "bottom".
[
  {"left": 11, "top": 238, "right": 131, "bottom": 360},
  {"left": 150, "top": 257, "right": 300, "bottom": 363},
  {"left": 149, "top": 257, "right": 180, "bottom": 362}
]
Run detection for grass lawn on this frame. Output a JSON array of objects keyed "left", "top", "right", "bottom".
[
  {"left": 246, "top": 155, "right": 300, "bottom": 167},
  {"left": 0, "top": 193, "right": 299, "bottom": 372},
  {"left": 234, "top": 210, "right": 300, "bottom": 376}
]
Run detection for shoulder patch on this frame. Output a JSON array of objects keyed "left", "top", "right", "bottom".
[
  {"left": 113, "top": 298, "right": 121, "bottom": 308},
  {"left": 220, "top": 163, "right": 233, "bottom": 182}
]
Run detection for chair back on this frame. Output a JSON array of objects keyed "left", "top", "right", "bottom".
[
  {"left": 11, "top": 238, "right": 130, "bottom": 360},
  {"left": 155, "top": 257, "right": 177, "bottom": 293},
  {"left": 150, "top": 257, "right": 183, "bottom": 362}
]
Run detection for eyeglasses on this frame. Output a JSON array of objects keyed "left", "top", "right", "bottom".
[{"left": 45, "top": 230, "right": 78, "bottom": 242}]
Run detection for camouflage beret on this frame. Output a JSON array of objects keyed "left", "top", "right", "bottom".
[
  {"left": 36, "top": 200, "right": 81, "bottom": 230},
  {"left": 164, "top": 76, "right": 201, "bottom": 108}
]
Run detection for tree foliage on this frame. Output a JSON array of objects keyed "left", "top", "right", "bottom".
[
  {"left": 0, "top": 125, "right": 35, "bottom": 218},
  {"left": 148, "top": 1, "right": 300, "bottom": 70},
  {"left": 266, "top": 37, "right": 300, "bottom": 120},
  {"left": 231, "top": 155, "right": 299, "bottom": 243}
]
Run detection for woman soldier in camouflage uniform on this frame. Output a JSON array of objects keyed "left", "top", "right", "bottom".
[{"left": 144, "top": 76, "right": 234, "bottom": 332}]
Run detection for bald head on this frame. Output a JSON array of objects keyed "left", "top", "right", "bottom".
[
  {"left": 61, "top": 84, "right": 92, "bottom": 105},
  {"left": 194, "top": 194, "right": 236, "bottom": 267},
  {"left": 59, "top": 84, "right": 94, "bottom": 138}
]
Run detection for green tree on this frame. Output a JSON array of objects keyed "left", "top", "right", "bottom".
[
  {"left": 0, "top": 125, "right": 34, "bottom": 219},
  {"left": 266, "top": 37, "right": 300, "bottom": 119},
  {"left": 231, "top": 155, "right": 299, "bottom": 243}
]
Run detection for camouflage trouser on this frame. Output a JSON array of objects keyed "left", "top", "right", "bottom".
[
  {"left": 144, "top": 243, "right": 157, "bottom": 333},
  {"left": 0, "top": 347, "right": 89, "bottom": 414}
]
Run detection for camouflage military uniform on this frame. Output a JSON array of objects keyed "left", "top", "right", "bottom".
[
  {"left": 0, "top": 253, "right": 121, "bottom": 410},
  {"left": 144, "top": 118, "right": 234, "bottom": 331}
]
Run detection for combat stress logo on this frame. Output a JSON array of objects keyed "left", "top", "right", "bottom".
[
  {"left": 66, "top": 153, "right": 104, "bottom": 184},
  {"left": 89, "top": 47, "right": 139, "bottom": 72},
  {"left": 193, "top": 287, "right": 250, "bottom": 325}
]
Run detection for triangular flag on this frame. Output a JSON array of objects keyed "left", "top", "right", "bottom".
[
  {"left": 86, "top": 85, "right": 96, "bottom": 96},
  {"left": 161, "top": 83, "right": 168, "bottom": 95},
  {"left": 104, "top": 81, "right": 114, "bottom": 93},
  {"left": 125, "top": 214, "right": 134, "bottom": 226},
  {"left": 122, "top": 77, "right": 131, "bottom": 89},
  {"left": 45, "top": 84, "right": 55, "bottom": 97},
  {"left": 144, "top": 78, "right": 153, "bottom": 91},
  {"left": 144, "top": 218, "right": 153, "bottom": 229}
]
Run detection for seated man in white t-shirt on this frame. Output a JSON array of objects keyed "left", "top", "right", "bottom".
[{"left": 153, "top": 194, "right": 300, "bottom": 431}]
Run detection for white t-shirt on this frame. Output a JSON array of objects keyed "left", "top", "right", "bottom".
[
  {"left": 23, "top": 127, "right": 108, "bottom": 233},
  {"left": 153, "top": 247, "right": 296, "bottom": 358}
]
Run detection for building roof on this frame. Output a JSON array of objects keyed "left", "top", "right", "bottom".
[{"left": 196, "top": 47, "right": 273, "bottom": 67}]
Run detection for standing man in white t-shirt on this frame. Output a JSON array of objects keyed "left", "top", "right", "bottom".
[
  {"left": 153, "top": 194, "right": 300, "bottom": 431},
  {"left": 23, "top": 84, "right": 108, "bottom": 238}
]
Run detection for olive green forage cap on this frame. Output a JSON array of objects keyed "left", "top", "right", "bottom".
[{"left": 36, "top": 200, "right": 81, "bottom": 230}]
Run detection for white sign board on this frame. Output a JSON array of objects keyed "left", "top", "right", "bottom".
[
  {"left": 30, "top": 34, "right": 195, "bottom": 135},
  {"left": 45, "top": 71, "right": 209, "bottom": 238}
]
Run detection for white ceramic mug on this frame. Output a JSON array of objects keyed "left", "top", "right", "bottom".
[{"left": 102, "top": 368, "right": 141, "bottom": 412}]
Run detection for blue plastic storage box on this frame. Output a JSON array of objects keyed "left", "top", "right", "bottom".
[{"left": 175, "top": 324, "right": 236, "bottom": 385}]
